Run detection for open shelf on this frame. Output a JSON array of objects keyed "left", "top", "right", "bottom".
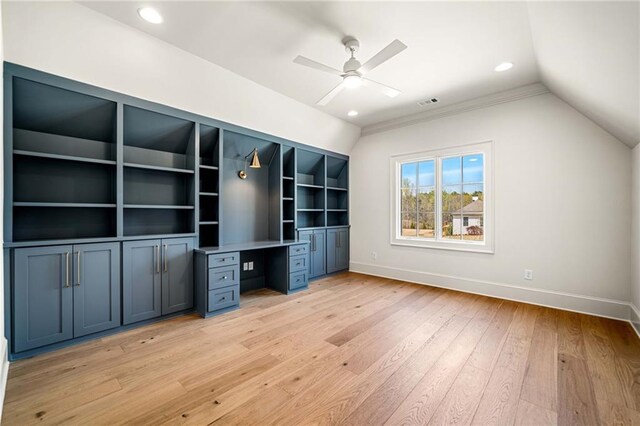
[
  {"left": 124, "top": 204, "right": 194, "bottom": 209},
  {"left": 297, "top": 183, "right": 323, "bottom": 189},
  {"left": 297, "top": 149, "right": 325, "bottom": 187},
  {"left": 200, "top": 167, "right": 219, "bottom": 194},
  {"left": 14, "top": 202, "right": 116, "bottom": 208},
  {"left": 14, "top": 206, "right": 116, "bottom": 242},
  {"left": 297, "top": 185, "right": 324, "bottom": 210},
  {"left": 14, "top": 155, "right": 116, "bottom": 205},
  {"left": 124, "top": 162, "right": 194, "bottom": 174},
  {"left": 124, "top": 106, "right": 195, "bottom": 171},
  {"left": 327, "top": 189, "right": 348, "bottom": 210},
  {"left": 14, "top": 147, "right": 116, "bottom": 166},
  {"left": 326, "top": 156, "right": 348, "bottom": 189},
  {"left": 200, "top": 195, "right": 219, "bottom": 222},
  {"left": 13, "top": 78, "right": 117, "bottom": 145},
  {"left": 199, "top": 165, "right": 219, "bottom": 171},
  {"left": 200, "top": 125, "right": 220, "bottom": 168},
  {"left": 124, "top": 167, "right": 194, "bottom": 207},
  {"left": 123, "top": 208, "right": 193, "bottom": 236},
  {"left": 297, "top": 211, "right": 325, "bottom": 228},
  {"left": 282, "top": 146, "right": 295, "bottom": 179},
  {"left": 283, "top": 222, "right": 296, "bottom": 240},
  {"left": 327, "top": 211, "right": 349, "bottom": 227}
]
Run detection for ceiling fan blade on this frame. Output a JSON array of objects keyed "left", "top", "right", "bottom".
[
  {"left": 363, "top": 78, "right": 401, "bottom": 98},
  {"left": 359, "top": 39, "right": 407, "bottom": 74},
  {"left": 316, "top": 81, "right": 346, "bottom": 106},
  {"left": 293, "top": 55, "right": 343, "bottom": 76}
]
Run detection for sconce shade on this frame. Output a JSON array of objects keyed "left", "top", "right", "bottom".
[{"left": 249, "top": 149, "right": 261, "bottom": 168}]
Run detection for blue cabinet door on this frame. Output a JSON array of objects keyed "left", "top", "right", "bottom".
[
  {"left": 14, "top": 245, "right": 73, "bottom": 352},
  {"left": 327, "top": 228, "right": 349, "bottom": 273},
  {"left": 161, "top": 237, "right": 194, "bottom": 315},
  {"left": 298, "top": 230, "right": 326, "bottom": 278},
  {"left": 123, "top": 239, "right": 162, "bottom": 325},
  {"left": 73, "top": 242, "right": 121, "bottom": 337},
  {"left": 310, "top": 230, "right": 326, "bottom": 278}
]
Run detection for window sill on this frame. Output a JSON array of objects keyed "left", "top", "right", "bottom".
[{"left": 391, "top": 238, "right": 494, "bottom": 254}]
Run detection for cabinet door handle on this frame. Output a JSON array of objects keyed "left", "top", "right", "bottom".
[
  {"left": 312, "top": 234, "right": 316, "bottom": 252},
  {"left": 337, "top": 232, "right": 340, "bottom": 248},
  {"left": 75, "top": 251, "right": 81, "bottom": 286},
  {"left": 163, "top": 244, "right": 168, "bottom": 272},
  {"left": 155, "top": 245, "right": 160, "bottom": 274},
  {"left": 65, "top": 252, "right": 70, "bottom": 288}
]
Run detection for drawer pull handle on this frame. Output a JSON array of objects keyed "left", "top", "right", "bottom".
[
  {"left": 221, "top": 276, "right": 228, "bottom": 280},
  {"left": 220, "top": 297, "right": 226, "bottom": 301}
]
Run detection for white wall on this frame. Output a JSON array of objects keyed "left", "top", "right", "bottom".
[
  {"left": 351, "top": 93, "right": 632, "bottom": 319},
  {"left": 1, "top": 1, "right": 360, "bottom": 154},
  {"left": 632, "top": 145, "right": 640, "bottom": 331}
]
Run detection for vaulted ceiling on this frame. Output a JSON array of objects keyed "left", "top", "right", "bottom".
[{"left": 81, "top": 1, "right": 639, "bottom": 147}]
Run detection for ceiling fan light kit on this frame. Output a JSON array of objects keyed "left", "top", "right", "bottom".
[{"left": 293, "top": 36, "right": 407, "bottom": 106}]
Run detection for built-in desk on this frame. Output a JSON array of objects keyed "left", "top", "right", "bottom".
[{"left": 194, "top": 240, "right": 310, "bottom": 318}]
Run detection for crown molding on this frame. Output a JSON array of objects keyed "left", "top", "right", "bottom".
[{"left": 361, "top": 83, "right": 550, "bottom": 137}]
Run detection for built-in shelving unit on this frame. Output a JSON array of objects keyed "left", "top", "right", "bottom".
[
  {"left": 282, "top": 146, "right": 296, "bottom": 240},
  {"left": 4, "top": 63, "right": 351, "bottom": 361},
  {"left": 198, "top": 125, "right": 221, "bottom": 247},
  {"left": 296, "top": 149, "right": 325, "bottom": 229},
  {"left": 11, "top": 77, "right": 118, "bottom": 242},
  {"left": 326, "top": 156, "right": 349, "bottom": 227},
  {"left": 122, "top": 106, "right": 196, "bottom": 237}
]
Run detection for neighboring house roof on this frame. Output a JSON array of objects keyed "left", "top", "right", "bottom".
[{"left": 459, "top": 199, "right": 483, "bottom": 215}]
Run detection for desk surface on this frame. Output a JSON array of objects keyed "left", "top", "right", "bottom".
[{"left": 195, "top": 240, "right": 308, "bottom": 255}]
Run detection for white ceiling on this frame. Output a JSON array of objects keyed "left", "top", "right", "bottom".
[{"left": 81, "top": 1, "right": 638, "bottom": 147}]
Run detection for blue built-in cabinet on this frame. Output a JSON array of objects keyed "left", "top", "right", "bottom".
[
  {"left": 3, "top": 62, "right": 349, "bottom": 360},
  {"left": 13, "top": 242, "right": 120, "bottom": 352}
]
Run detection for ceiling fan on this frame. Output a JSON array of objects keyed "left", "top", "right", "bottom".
[{"left": 293, "top": 37, "right": 407, "bottom": 106}]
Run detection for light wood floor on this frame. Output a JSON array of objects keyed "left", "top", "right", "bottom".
[{"left": 3, "top": 272, "right": 640, "bottom": 425}]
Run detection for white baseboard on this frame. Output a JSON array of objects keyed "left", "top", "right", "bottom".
[
  {"left": 350, "top": 261, "right": 632, "bottom": 322},
  {"left": 630, "top": 304, "right": 640, "bottom": 339},
  {"left": 0, "top": 337, "right": 8, "bottom": 423}
]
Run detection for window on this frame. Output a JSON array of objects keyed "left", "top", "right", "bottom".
[{"left": 391, "top": 141, "right": 493, "bottom": 253}]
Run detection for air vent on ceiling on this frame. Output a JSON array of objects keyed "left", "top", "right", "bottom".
[{"left": 417, "top": 98, "right": 439, "bottom": 107}]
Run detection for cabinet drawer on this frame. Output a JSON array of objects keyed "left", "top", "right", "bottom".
[
  {"left": 289, "top": 271, "right": 308, "bottom": 291},
  {"left": 208, "top": 252, "right": 240, "bottom": 268},
  {"left": 208, "top": 285, "right": 239, "bottom": 312},
  {"left": 208, "top": 265, "right": 239, "bottom": 290},
  {"left": 289, "top": 254, "right": 308, "bottom": 273},
  {"left": 289, "top": 244, "right": 309, "bottom": 257}
]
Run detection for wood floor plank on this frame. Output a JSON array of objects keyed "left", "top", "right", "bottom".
[
  {"left": 470, "top": 304, "right": 541, "bottom": 425},
  {"left": 514, "top": 399, "right": 557, "bottom": 426},
  {"left": 520, "top": 307, "right": 558, "bottom": 411},
  {"left": 385, "top": 298, "right": 501, "bottom": 425},
  {"left": 3, "top": 272, "right": 639, "bottom": 426}
]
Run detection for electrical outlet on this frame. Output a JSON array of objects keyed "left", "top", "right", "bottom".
[
  {"left": 248, "top": 261, "right": 254, "bottom": 271},
  {"left": 524, "top": 269, "right": 533, "bottom": 280},
  {"left": 371, "top": 251, "right": 377, "bottom": 261},
  {"left": 243, "top": 262, "right": 249, "bottom": 271}
]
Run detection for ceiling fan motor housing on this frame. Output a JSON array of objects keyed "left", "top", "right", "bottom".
[{"left": 343, "top": 58, "right": 362, "bottom": 73}]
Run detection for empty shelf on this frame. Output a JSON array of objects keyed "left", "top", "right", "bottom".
[
  {"left": 124, "top": 162, "right": 194, "bottom": 174},
  {"left": 14, "top": 150, "right": 116, "bottom": 166}
]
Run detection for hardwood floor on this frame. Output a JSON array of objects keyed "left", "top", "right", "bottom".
[{"left": 3, "top": 272, "right": 640, "bottom": 425}]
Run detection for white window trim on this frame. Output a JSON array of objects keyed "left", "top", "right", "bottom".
[{"left": 390, "top": 141, "right": 494, "bottom": 254}]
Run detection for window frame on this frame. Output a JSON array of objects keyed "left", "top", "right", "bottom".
[{"left": 390, "top": 141, "right": 494, "bottom": 254}]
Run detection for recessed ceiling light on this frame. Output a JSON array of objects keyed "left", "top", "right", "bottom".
[
  {"left": 494, "top": 62, "right": 514, "bottom": 72},
  {"left": 347, "top": 110, "right": 358, "bottom": 117},
  {"left": 138, "top": 7, "right": 163, "bottom": 24}
]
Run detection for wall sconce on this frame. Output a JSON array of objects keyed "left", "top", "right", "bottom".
[{"left": 238, "top": 148, "right": 261, "bottom": 179}]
